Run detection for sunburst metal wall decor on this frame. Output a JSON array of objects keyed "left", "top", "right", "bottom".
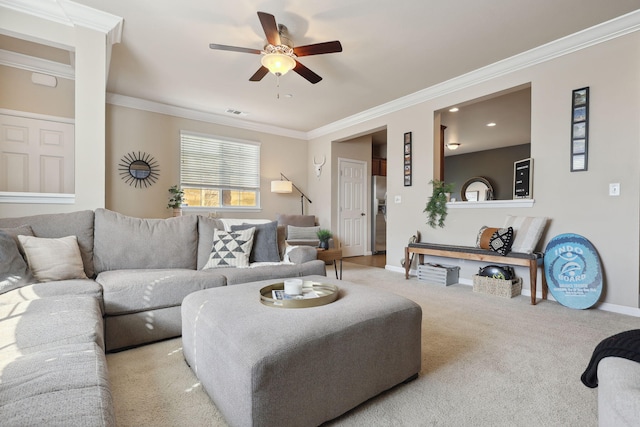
[{"left": 118, "top": 151, "right": 160, "bottom": 188}]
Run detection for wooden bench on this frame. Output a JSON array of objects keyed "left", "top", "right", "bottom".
[{"left": 405, "top": 243, "right": 548, "bottom": 305}]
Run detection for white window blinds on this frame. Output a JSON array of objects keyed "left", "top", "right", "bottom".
[{"left": 180, "top": 131, "right": 260, "bottom": 189}]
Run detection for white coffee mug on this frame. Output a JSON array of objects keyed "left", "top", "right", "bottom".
[{"left": 284, "top": 278, "right": 303, "bottom": 295}]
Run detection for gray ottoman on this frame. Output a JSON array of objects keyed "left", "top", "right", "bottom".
[{"left": 182, "top": 275, "right": 422, "bottom": 427}]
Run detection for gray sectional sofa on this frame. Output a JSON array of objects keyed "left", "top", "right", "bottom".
[{"left": 0, "top": 208, "right": 326, "bottom": 426}]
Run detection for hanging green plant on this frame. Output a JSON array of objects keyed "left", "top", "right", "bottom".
[{"left": 424, "top": 179, "right": 455, "bottom": 228}]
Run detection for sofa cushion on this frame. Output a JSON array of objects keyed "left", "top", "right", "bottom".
[
  {"left": 0, "top": 229, "right": 35, "bottom": 295},
  {"left": 231, "top": 221, "right": 280, "bottom": 263},
  {"left": 0, "top": 210, "right": 95, "bottom": 278},
  {"left": 0, "top": 295, "right": 105, "bottom": 355},
  {"left": 18, "top": 235, "right": 87, "bottom": 282},
  {"left": 0, "top": 342, "right": 115, "bottom": 427},
  {"left": 93, "top": 208, "right": 198, "bottom": 273},
  {"left": 203, "top": 228, "right": 255, "bottom": 269},
  {"left": 503, "top": 216, "right": 548, "bottom": 253},
  {"left": 0, "top": 279, "right": 103, "bottom": 307},
  {"left": 96, "top": 269, "right": 226, "bottom": 316}
]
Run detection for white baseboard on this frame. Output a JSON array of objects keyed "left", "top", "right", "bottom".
[{"left": 387, "top": 267, "right": 640, "bottom": 318}]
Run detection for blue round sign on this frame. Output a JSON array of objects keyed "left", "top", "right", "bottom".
[{"left": 544, "top": 233, "right": 602, "bottom": 309}]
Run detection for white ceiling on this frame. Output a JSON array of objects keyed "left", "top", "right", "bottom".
[{"left": 6, "top": 1, "right": 640, "bottom": 134}]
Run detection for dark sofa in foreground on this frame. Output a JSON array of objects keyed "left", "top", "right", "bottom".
[{"left": 0, "top": 208, "right": 326, "bottom": 426}]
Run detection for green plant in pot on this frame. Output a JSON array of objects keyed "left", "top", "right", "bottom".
[
  {"left": 167, "top": 185, "right": 185, "bottom": 216},
  {"left": 424, "top": 179, "right": 455, "bottom": 228},
  {"left": 317, "top": 228, "right": 332, "bottom": 249}
]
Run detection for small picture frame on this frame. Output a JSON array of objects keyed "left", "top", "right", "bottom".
[
  {"left": 571, "top": 87, "right": 589, "bottom": 172},
  {"left": 403, "top": 132, "right": 412, "bottom": 186}
]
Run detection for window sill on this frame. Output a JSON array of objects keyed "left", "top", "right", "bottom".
[
  {"left": 181, "top": 206, "right": 263, "bottom": 214},
  {"left": 0, "top": 192, "right": 76, "bottom": 204},
  {"left": 447, "top": 199, "right": 534, "bottom": 209}
]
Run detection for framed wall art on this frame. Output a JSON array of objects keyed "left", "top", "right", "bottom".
[
  {"left": 571, "top": 87, "right": 589, "bottom": 172},
  {"left": 404, "top": 132, "right": 412, "bottom": 186}
]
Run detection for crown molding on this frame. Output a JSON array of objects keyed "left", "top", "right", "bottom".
[
  {"left": 106, "top": 93, "right": 308, "bottom": 141},
  {"left": 0, "top": 49, "right": 75, "bottom": 79},
  {"left": 0, "top": 0, "right": 123, "bottom": 44},
  {"left": 307, "top": 9, "right": 640, "bottom": 140}
]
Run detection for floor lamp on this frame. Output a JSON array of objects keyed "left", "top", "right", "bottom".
[{"left": 271, "top": 173, "right": 312, "bottom": 215}]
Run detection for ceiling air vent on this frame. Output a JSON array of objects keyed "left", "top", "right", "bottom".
[{"left": 225, "top": 108, "right": 248, "bottom": 116}]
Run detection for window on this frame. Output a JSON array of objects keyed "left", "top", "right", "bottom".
[{"left": 180, "top": 131, "right": 260, "bottom": 210}]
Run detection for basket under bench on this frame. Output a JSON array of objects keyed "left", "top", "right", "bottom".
[{"left": 405, "top": 243, "right": 547, "bottom": 305}]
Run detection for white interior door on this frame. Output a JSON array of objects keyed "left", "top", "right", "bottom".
[
  {"left": 0, "top": 113, "right": 74, "bottom": 193},
  {"left": 338, "top": 158, "right": 367, "bottom": 257}
]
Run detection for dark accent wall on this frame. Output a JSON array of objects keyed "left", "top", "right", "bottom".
[{"left": 444, "top": 143, "right": 531, "bottom": 200}]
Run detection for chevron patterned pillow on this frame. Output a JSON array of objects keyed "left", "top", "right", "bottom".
[{"left": 204, "top": 227, "right": 255, "bottom": 269}]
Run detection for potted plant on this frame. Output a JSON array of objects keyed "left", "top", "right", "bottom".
[
  {"left": 167, "top": 185, "right": 185, "bottom": 216},
  {"left": 316, "top": 228, "right": 332, "bottom": 250},
  {"left": 424, "top": 179, "right": 455, "bottom": 228}
]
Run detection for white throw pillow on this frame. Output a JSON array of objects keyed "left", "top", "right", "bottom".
[
  {"left": 503, "top": 216, "right": 548, "bottom": 253},
  {"left": 203, "top": 228, "right": 255, "bottom": 269},
  {"left": 287, "top": 225, "right": 320, "bottom": 240},
  {"left": 17, "top": 235, "right": 88, "bottom": 282}
]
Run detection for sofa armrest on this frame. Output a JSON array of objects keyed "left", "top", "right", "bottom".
[{"left": 288, "top": 246, "right": 318, "bottom": 264}]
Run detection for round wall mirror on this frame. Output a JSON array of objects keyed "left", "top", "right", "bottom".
[
  {"left": 118, "top": 151, "right": 159, "bottom": 188},
  {"left": 460, "top": 176, "right": 494, "bottom": 201},
  {"left": 129, "top": 160, "right": 151, "bottom": 179}
]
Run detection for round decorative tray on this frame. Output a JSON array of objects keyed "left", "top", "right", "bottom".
[{"left": 260, "top": 281, "right": 339, "bottom": 308}]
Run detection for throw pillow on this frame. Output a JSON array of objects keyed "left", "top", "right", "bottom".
[
  {"left": 476, "top": 226, "right": 499, "bottom": 249},
  {"left": 282, "top": 245, "right": 298, "bottom": 263},
  {"left": 17, "top": 235, "right": 88, "bottom": 282},
  {"left": 1, "top": 225, "right": 34, "bottom": 258},
  {"left": 231, "top": 221, "right": 280, "bottom": 263},
  {"left": 488, "top": 227, "right": 514, "bottom": 256},
  {"left": 287, "top": 225, "right": 320, "bottom": 240},
  {"left": 0, "top": 230, "right": 35, "bottom": 294},
  {"left": 203, "top": 228, "right": 255, "bottom": 269},
  {"left": 503, "top": 216, "right": 548, "bottom": 254}
]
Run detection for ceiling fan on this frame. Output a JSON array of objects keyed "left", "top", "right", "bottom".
[{"left": 209, "top": 11, "right": 342, "bottom": 84}]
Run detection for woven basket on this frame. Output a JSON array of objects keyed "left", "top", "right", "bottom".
[{"left": 472, "top": 275, "right": 522, "bottom": 298}]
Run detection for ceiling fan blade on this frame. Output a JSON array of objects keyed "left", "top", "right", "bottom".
[
  {"left": 257, "top": 12, "right": 280, "bottom": 46},
  {"left": 293, "top": 61, "right": 322, "bottom": 84},
  {"left": 249, "top": 66, "right": 269, "bottom": 82},
  {"left": 209, "top": 43, "right": 262, "bottom": 55},
  {"left": 294, "top": 41, "right": 343, "bottom": 57}
]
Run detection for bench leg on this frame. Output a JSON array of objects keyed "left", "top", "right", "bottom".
[
  {"left": 528, "top": 259, "right": 537, "bottom": 305},
  {"left": 405, "top": 247, "right": 410, "bottom": 279},
  {"left": 541, "top": 257, "right": 548, "bottom": 300}
]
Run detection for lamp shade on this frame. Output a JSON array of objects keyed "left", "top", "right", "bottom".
[
  {"left": 271, "top": 180, "right": 293, "bottom": 193},
  {"left": 261, "top": 53, "right": 296, "bottom": 76}
]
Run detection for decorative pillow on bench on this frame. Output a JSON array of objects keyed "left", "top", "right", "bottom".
[
  {"left": 503, "top": 215, "right": 548, "bottom": 254},
  {"left": 476, "top": 226, "right": 514, "bottom": 256}
]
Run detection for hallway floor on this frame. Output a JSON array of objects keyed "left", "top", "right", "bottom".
[{"left": 343, "top": 254, "right": 386, "bottom": 268}]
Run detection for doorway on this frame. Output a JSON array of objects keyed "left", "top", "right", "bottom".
[{"left": 338, "top": 158, "right": 367, "bottom": 257}]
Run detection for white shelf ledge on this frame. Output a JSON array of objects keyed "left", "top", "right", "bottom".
[{"left": 447, "top": 199, "right": 534, "bottom": 209}]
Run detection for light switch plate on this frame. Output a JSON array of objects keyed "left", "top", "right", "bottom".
[
  {"left": 609, "top": 183, "right": 620, "bottom": 196},
  {"left": 394, "top": 195, "right": 402, "bottom": 204}
]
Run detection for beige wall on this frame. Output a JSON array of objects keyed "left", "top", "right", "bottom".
[
  {"left": 0, "top": 66, "right": 74, "bottom": 117},
  {"left": 106, "top": 104, "right": 309, "bottom": 219},
  {"left": 310, "top": 32, "right": 640, "bottom": 309}
]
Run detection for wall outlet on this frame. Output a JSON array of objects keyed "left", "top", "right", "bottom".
[
  {"left": 394, "top": 195, "right": 402, "bottom": 204},
  {"left": 609, "top": 183, "right": 620, "bottom": 196}
]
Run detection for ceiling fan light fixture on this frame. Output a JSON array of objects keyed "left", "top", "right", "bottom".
[{"left": 261, "top": 44, "right": 296, "bottom": 76}]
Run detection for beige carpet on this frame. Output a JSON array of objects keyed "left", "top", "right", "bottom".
[{"left": 107, "top": 262, "right": 639, "bottom": 426}]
